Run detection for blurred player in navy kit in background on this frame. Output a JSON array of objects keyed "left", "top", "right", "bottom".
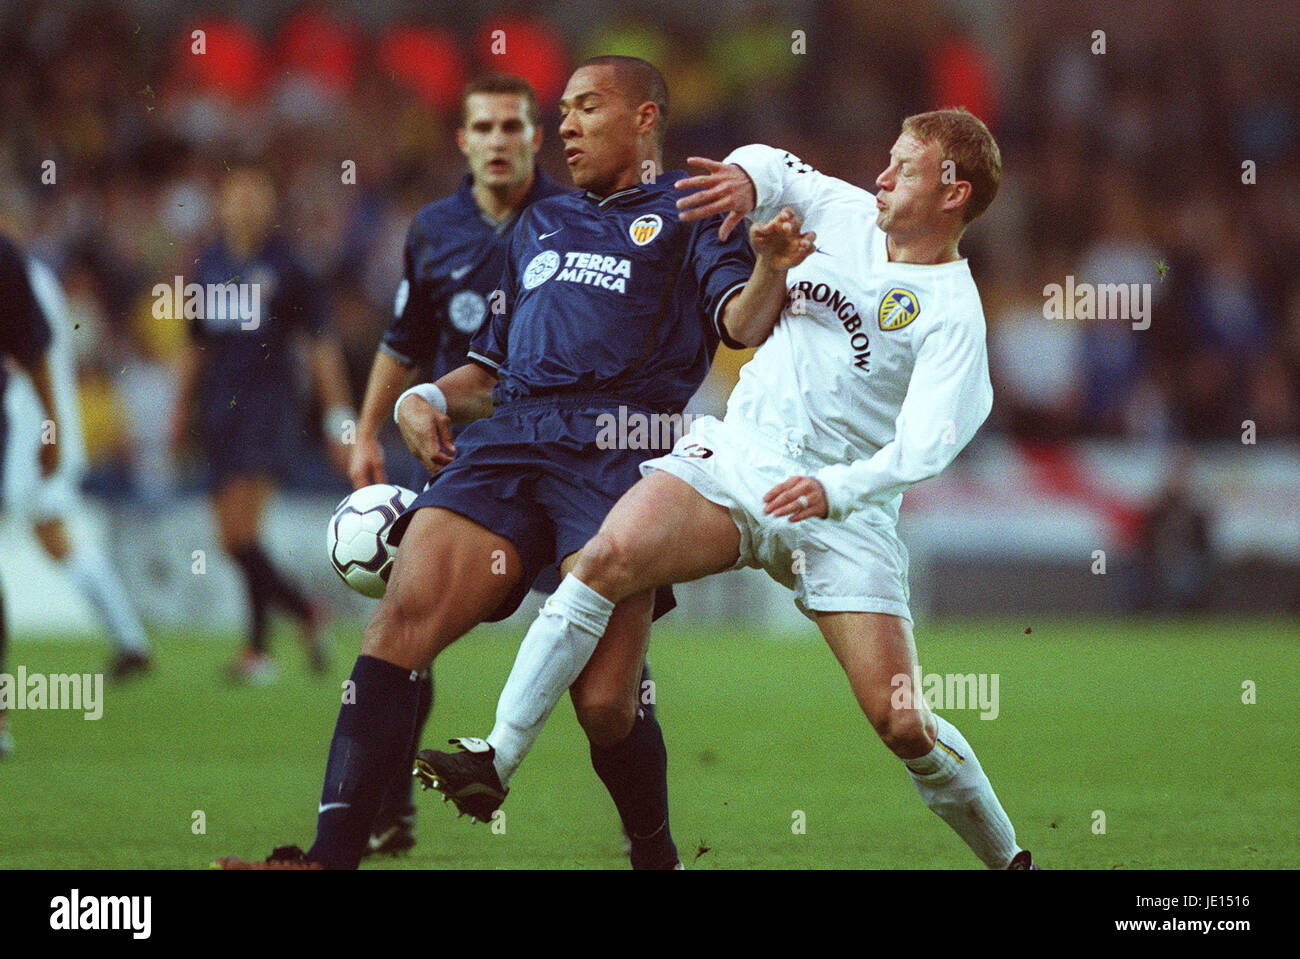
[
  {"left": 350, "top": 75, "right": 563, "bottom": 490},
  {"left": 346, "top": 74, "right": 564, "bottom": 857},
  {"left": 168, "top": 164, "right": 355, "bottom": 684},
  {"left": 0, "top": 231, "right": 61, "bottom": 757}
]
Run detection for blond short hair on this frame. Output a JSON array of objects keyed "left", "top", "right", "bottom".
[{"left": 902, "top": 107, "right": 1001, "bottom": 223}]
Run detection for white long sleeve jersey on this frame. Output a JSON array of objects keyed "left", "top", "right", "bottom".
[{"left": 722, "top": 144, "right": 994, "bottom": 523}]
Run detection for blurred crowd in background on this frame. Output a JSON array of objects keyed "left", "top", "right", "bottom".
[{"left": 2, "top": 0, "right": 1298, "bottom": 502}]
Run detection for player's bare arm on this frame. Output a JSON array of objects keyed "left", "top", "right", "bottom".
[
  {"left": 395, "top": 361, "right": 496, "bottom": 476},
  {"left": 674, "top": 156, "right": 757, "bottom": 240},
  {"left": 309, "top": 333, "right": 357, "bottom": 476},
  {"left": 22, "top": 352, "right": 60, "bottom": 477},
  {"left": 166, "top": 339, "right": 202, "bottom": 447},
  {"left": 720, "top": 207, "right": 816, "bottom": 347},
  {"left": 350, "top": 350, "right": 418, "bottom": 488}
]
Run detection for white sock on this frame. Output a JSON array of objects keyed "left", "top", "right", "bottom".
[
  {"left": 904, "top": 714, "right": 1020, "bottom": 869},
  {"left": 487, "top": 574, "right": 614, "bottom": 786},
  {"left": 65, "top": 546, "right": 150, "bottom": 654}
]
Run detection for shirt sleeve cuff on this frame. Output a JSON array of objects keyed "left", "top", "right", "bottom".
[
  {"left": 723, "top": 145, "right": 779, "bottom": 220},
  {"left": 713, "top": 280, "right": 749, "bottom": 350},
  {"left": 378, "top": 340, "right": 415, "bottom": 367},
  {"left": 814, "top": 463, "right": 854, "bottom": 521},
  {"left": 466, "top": 349, "right": 500, "bottom": 373}
]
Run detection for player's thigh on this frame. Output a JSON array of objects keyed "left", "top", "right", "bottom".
[
  {"left": 575, "top": 469, "right": 741, "bottom": 600},
  {"left": 568, "top": 588, "right": 655, "bottom": 746},
  {"left": 362, "top": 506, "right": 523, "bottom": 671},
  {"left": 212, "top": 473, "right": 274, "bottom": 548},
  {"left": 814, "top": 611, "right": 935, "bottom": 749}
]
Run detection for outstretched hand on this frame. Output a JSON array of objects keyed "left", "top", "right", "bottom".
[
  {"left": 675, "top": 157, "right": 757, "bottom": 241},
  {"left": 750, "top": 208, "right": 816, "bottom": 271}
]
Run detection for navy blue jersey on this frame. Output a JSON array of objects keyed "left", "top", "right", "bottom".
[
  {"left": 189, "top": 233, "right": 327, "bottom": 410},
  {"left": 0, "top": 233, "right": 53, "bottom": 397},
  {"left": 468, "top": 172, "right": 754, "bottom": 413},
  {"left": 382, "top": 169, "right": 565, "bottom": 383}
]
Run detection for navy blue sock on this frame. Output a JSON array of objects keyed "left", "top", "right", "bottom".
[
  {"left": 237, "top": 542, "right": 312, "bottom": 621},
  {"left": 307, "top": 655, "right": 420, "bottom": 869},
  {"left": 377, "top": 667, "right": 434, "bottom": 824},
  {"left": 589, "top": 668, "right": 678, "bottom": 870},
  {"left": 229, "top": 545, "right": 272, "bottom": 652}
]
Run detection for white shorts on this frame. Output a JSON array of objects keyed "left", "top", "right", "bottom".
[
  {"left": 640, "top": 415, "right": 911, "bottom": 621},
  {"left": 3, "top": 373, "right": 83, "bottom": 523}
]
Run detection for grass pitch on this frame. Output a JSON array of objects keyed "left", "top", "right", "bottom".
[{"left": 2, "top": 616, "right": 1296, "bottom": 869}]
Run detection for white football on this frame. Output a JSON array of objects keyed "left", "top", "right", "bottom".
[{"left": 327, "top": 484, "right": 417, "bottom": 598}]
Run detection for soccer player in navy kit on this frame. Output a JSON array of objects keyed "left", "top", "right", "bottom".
[
  {"left": 0, "top": 232, "right": 61, "bottom": 758},
  {"left": 350, "top": 75, "right": 564, "bottom": 491},
  {"left": 216, "top": 56, "right": 808, "bottom": 870},
  {"left": 169, "top": 164, "right": 355, "bottom": 683},
  {"left": 347, "top": 75, "right": 565, "bottom": 857}
]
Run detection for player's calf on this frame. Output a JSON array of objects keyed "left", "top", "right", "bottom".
[{"left": 567, "top": 589, "right": 654, "bottom": 748}]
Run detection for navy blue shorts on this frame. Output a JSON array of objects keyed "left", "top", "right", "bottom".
[
  {"left": 399, "top": 450, "right": 562, "bottom": 592},
  {"left": 389, "top": 393, "right": 675, "bottom": 622},
  {"left": 199, "top": 394, "right": 299, "bottom": 489}
]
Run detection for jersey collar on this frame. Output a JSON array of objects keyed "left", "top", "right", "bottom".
[
  {"left": 457, "top": 166, "right": 558, "bottom": 233},
  {"left": 579, "top": 169, "right": 684, "bottom": 208},
  {"left": 582, "top": 184, "right": 643, "bottom": 208}
]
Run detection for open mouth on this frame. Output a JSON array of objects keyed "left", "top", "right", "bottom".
[{"left": 486, "top": 158, "right": 511, "bottom": 174}]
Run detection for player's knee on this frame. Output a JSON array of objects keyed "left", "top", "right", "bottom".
[
  {"left": 573, "top": 696, "right": 637, "bottom": 748},
  {"left": 575, "top": 531, "right": 640, "bottom": 599},
  {"left": 218, "top": 524, "right": 254, "bottom": 556},
  {"left": 33, "top": 521, "right": 70, "bottom": 561},
  {"left": 867, "top": 700, "right": 935, "bottom": 758},
  {"left": 361, "top": 586, "right": 430, "bottom": 668}
]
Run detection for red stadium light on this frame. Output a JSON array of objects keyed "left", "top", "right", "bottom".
[
  {"left": 376, "top": 25, "right": 469, "bottom": 112},
  {"left": 274, "top": 6, "right": 361, "bottom": 94},
  {"left": 171, "top": 17, "right": 267, "bottom": 102},
  {"left": 474, "top": 17, "right": 569, "bottom": 105},
  {"left": 929, "top": 35, "right": 998, "bottom": 130}
]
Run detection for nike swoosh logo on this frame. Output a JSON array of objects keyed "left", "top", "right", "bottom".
[
  {"left": 450, "top": 265, "right": 472, "bottom": 280},
  {"left": 318, "top": 802, "right": 350, "bottom": 813},
  {"left": 538, "top": 229, "right": 562, "bottom": 240}
]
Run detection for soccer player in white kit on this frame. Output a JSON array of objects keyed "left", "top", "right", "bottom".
[
  {"left": 422, "top": 108, "right": 1038, "bottom": 869},
  {"left": 3, "top": 257, "right": 153, "bottom": 681}
]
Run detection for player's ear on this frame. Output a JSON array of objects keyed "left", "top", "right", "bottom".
[
  {"left": 530, "top": 122, "right": 543, "bottom": 154},
  {"left": 635, "top": 101, "right": 659, "bottom": 140},
  {"left": 942, "top": 179, "right": 971, "bottom": 217},
  {"left": 456, "top": 126, "right": 469, "bottom": 157}
]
